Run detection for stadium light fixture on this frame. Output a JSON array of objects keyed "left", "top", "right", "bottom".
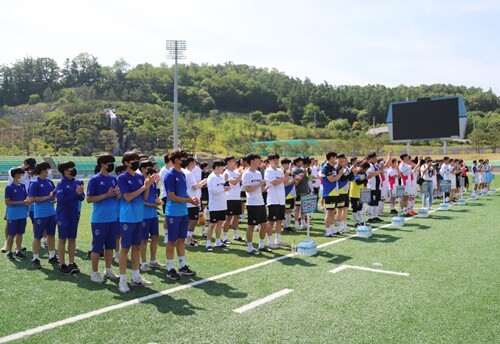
[{"left": 166, "top": 40, "right": 186, "bottom": 149}]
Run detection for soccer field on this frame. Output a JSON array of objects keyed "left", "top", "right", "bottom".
[{"left": 0, "top": 181, "right": 499, "bottom": 344}]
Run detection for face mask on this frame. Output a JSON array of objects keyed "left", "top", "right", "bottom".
[
  {"left": 180, "top": 159, "right": 188, "bottom": 168},
  {"left": 106, "top": 164, "right": 115, "bottom": 173},
  {"left": 69, "top": 169, "right": 77, "bottom": 177},
  {"left": 130, "top": 162, "right": 140, "bottom": 171}
]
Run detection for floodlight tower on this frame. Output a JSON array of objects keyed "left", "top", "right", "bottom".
[{"left": 166, "top": 40, "right": 186, "bottom": 149}]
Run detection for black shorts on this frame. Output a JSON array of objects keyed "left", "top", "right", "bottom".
[
  {"left": 246, "top": 205, "right": 267, "bottom": 226},
  {"left": 226, "top": 200, "right": 242, "bottom": 216},
  {"left": 268, "top": 204, "right": 285, "bottom": 221},
  {"left": 335, "top": 193, "right": 349, "bottom": 208},
  {"left": 209, "top": 210, "right": 226, "bottom": 223},
  {"left": 369, "top": 189, "right": 381, "bottom": 207},
  {"left": 323, "top": 196, "right": 337, "bottom": 209},
  {"left": 240, "top": 191, "right": 247, "bottom": 202},
  {"left": 313, "top": 187, "right": 319, "bottom": 195},
  {"left": 285, "top": 198, "right": 295, "bottom": 210},
  {"left": 188, "top": 207, "right": 200, "bottom": 220},
  {"left": 351, "top": 197, "right": 362, "bottom": 212}
]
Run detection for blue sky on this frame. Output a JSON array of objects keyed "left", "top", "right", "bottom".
[{"left": 1, "top": 0, "right": 499, "bottom": 94}]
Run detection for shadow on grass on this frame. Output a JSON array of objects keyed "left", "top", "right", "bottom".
[
  {"left": 192, "top": 280, "right": 248, "bottom": 299},
  {"left": 429, "top": 214, "right": 453, "bottom": 220},
  {"left": 349, "top": 233, "right": 401, "bottom": 244},
  {"left": 143, "top": 295, "right": 205, "bottom": 316},
  {"left": 403, "top": 223, "right": 431, "bottom": 230},
  {"left": 279, "top": 256, "right": 317, "bottom": 267},
  {"left": 315, "top": 251, "right": 352, "bottom": 265}
]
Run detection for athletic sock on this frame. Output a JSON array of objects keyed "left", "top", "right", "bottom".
[
  {"left": 206, "top": 239, "right": 212, "bottom": 247},
  {"left": 33, "top": 254, "right": 40, "bottom": 260},
  {"left": 247, "top": 242, "right": 254, "bottom": 252},
  {"left": 120, "top": 274, "right": 127, "bottom": 282},
  {"left": 178, "top": 256, "right": 185, "bottom": 268},
  {"left": 233, "top": 229, "right": 240, "bottom": 239},
  {"left": 275, "top": 233, "right": 281, "bottom": 242},
  {"left": 259, "top": 239, "right": 265, "bottom": 248},
  {"left": 49, "top": 250, "right": 55, "bottom": 258},
  {"left": 223, "top": 232, "right": 228, "bottom": 241},
  {"left": 267, "top": 235, "right": 273, "bottom": 246},
  {"left": 167, "top": 259, "right": 174, "bottom": 271},
  {"left": 131, "top": 269, "right": 140, "bottom": 281}
]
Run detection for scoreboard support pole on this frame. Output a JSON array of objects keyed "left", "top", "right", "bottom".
[
  {"left": 406, "top": 142, "right": 411, "bottom": 155},
  {"left": 443, "top": 140, "right": 448, "bottom": 155}
]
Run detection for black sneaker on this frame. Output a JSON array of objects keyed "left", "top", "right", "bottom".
[
  {"left": 216, "top": 243, "right": 228, "bottom": 249},
  {"left": 166, "top": 268, "right": 180, "bottom": 280},
  {"left": 373, "top": 217, "right": 383, "bottom": 222},
  {"left": 248, "top": 249, "right": 260, "bottom": 255},
  {"left": 179, "top": 265, "right": 196, "bottom": 276},
  {"left": 15, "top": 251, "right": 26, "bottom": 259},
  {"left": 20, "top": 246, "right": 27, "bottom": 251},
  {"left": 59, "top": 264, "right": 70, "bottom": 273},
  {"left": 68, "top": 263, "right": 80, "bottom": 274},
  {"left": 205, "top": 246, "right": 214, "bottom": 252},
  {"left": 390, "top": 209, "right": 398, "bottom": 214},
  {"left": 222, "top": 239, "right": 232, "bottom": 245},
  {"left": 367, "top": 218, "right": 376, "bottom": 223},
  {"left": 6, "top": 252, "right": 15, "bottom": 261},
  {"left": 258, "top": 246, "right": 272, "bottom": 253},
  {"left": 32, "top": 258, "right": 41, "bottom": 269},
  {"left": 234, "top": 237, "right": 245, "bottom": 242},
  {"left": 283, "top": 227, "right": 294, "bottom": 232},
  {"left": 48, "top": 256, "right": 60, "bottom": 265},
  {"left": 187, "top": 241, "right": 199, "bottom": 247}
]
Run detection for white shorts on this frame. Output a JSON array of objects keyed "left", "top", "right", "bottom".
[
  {"left": 380, "top": 185, "right": 389, "bottom": 200},
  {"left": 473, "top": 174, "right": 480, "bottom": 184},
  {"left": 479, "top": 172, "right": 486, "bottom": 183},
  {"left": 404, "top": 184, "right": 416, "bottom": 197}
]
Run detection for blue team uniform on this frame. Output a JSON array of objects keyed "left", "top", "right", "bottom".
[
  {"left": 87, "top": 173, "right": 120, "bottom": 253},
  {"left": 142, "top": 183, "right": 159, "bottom": 240},
  {"left": 165, "top": 168, "right": 188, "bottom": 242},
  {"left": 117, "top": 171, "right": 145, "bottom": 248},
  {"left": 28, "top": 177, "right": 57, "bottom": 239},
  {"left": 5, "top": 182, "right": 28, "bottom": 235},
  {"left": 56, "top": 177, "right": 85, "bottom": 239}
]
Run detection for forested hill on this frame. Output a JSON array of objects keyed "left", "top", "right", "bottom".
[{"left": 0, "top": 53, "right": 499, "bottom": 156}]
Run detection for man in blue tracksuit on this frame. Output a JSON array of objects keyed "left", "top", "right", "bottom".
[{"left": 56, "top": 161, "right": 85, "bottom": 274}]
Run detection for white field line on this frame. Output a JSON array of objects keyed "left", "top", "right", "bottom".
[
  {"left": 329, "top": 264, "right": 409, "bottom": 277},
  {"left": 233, "top": 289, "right": 294, "bottom": 314},
  {"left": 1, "top": 191, "right": 496, "bottom": 343}
]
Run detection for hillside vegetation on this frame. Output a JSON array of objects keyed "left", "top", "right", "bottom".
[{"left": 0, "top": 54, "right": 499, "bottom": 156}]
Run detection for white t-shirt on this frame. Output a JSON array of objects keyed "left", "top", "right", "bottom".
[
  {"left": 159, "top": 166, "right": 171, "bottom": 199},
  {"left": 439, "top": 163, "right": 453, "bottom": 181},
  {"left": 310, "top": 165, "right": 320, "bottom": 188},
  {"left": 420, "top": 164, "right": 435, "bottom": 181},
  {"left": 183, "top": 169, "right": 200, "bottom": 208},
  {"left": 399, "top": 162, "right": 412, "bottom": 186},
  {"left": 192, "top": 165, "right": 202, "bottom": 183},
  {"left": 207, "top": 172, "right": 227, "bottom": 211},
  {"left": 223, "top": 168, "right": 241, "bottom": 201},
  {"left": 242, "top": 169, "right": 264, "bottom": 206},
  {"left": 265, "top": 166, "right": 285, "bottom": 205},
  {"left": 366, "top": 163, "right": 380, "bottom": 190}
]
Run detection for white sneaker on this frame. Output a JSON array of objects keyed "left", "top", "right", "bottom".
[
  {"left": 0, "top": 242, "right": 7, "bottom": 253},
  {"left": 149, "top": 260, "right": 165, "bottom": 268},
  {"left": 269, "top": 243, "right": 280, "bottom": 249},
  {"left": 275, "top": 240, "right": 289, "bottom": 247},
  {"left": 118, "top": 280, "right": 130, "bottom": 293},
  {"left": 131, "top": 276, "right": 152, "bottom": 287},
  {"left": 103, "top": 269, "right": 119, "bottom": 280},
  {"left": 140, "top": 263, "right": 152, "bottom": 272},
  {"left": 90, "top": 272, "right": 105, "bottom": 284}
]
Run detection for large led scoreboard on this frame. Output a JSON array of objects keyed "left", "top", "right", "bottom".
[{"left": 386, "top": 96, "right": 468, "bottom": 142}]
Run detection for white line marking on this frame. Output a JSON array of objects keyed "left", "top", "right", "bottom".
[
  {"left": 3, "top": 192, "right": 495, "bottom": 343},
  {"left": 233, "top": 289, "right": 293, "bottom": 314},
  {"left": 329, "top": 264, "right": 409, "bottom": 277}
]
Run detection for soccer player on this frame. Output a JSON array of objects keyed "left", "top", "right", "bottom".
[
  {"left": 292, "top": 157, "right": 309, "bottom": 229},
  {"left": 206, "top": 160, "right": 229, "bottom": 252},
  {"left": 399, "top": 154, "right": 416, "bottom": 215},
  {"left": 281, "top": 158, "right": 296, "bottom": 232},
  {"left": 159, "top": 154, "right": 173, "bottom": 243},
  {"left": 321, "top": 152, "right": 343, "bottom": 236},
  {"left": 116, "top": 152, "right": 154, "bottom": 293},
  {"left": 29, "top": 162, "right": 57, "bottom": 269},
  {"left": 420, "top": 157, "right": 436, "bottom": 210},
  {"left": 366, "top": 153, "right": 383, "bottom": 222},
  {"left": 242, "top": 153, "right": 271, "bottom": 254},
  {"left": 164, "top": 149, "right": 198, "bottom": 280},
  {"left": 2, "top": 158, "right": 35, "bottom": 254},
  {"left": 349, "top": 162, "right": 370, "bottom": 226},
  {"left": 55, "top": 161, "right": 85, "bottom": 274},
  {"left": 223, "top": 156, "right": 244, "bottom": 243},
  {"left": 183, "top": 157, "right": 207, "bottom": 247},
  {"left": 484, "top": 159, "right": 493, "bottom": 192},
  {"left": 265, "top": 153, "right": 289, "bottom": 248},
  {"left": 439, "top": 156, "right": 454, "bottom": 202},
  {"left": 200, "top": 162, "right": 210, "bottom": 236},
  {"left": 86, "top": 154, "right": 121, "bottom": 283},
  {"left": 238, "top": 156, "right": 249, "bottom": 223},
  {"left": 334, "top": 154, "right": 353, "bottom": 233},
  {"left": 386, "top": 156, "right": 400, "bottom": 214},
  {"left": 114, "top": 164, "right": 127, "bottom": 261},
  {"left": 139, "top": 160, "right": 163, "bottom": 272},
  {"left": 4, "top": 168, "right": 30, "bottom": 260}
]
